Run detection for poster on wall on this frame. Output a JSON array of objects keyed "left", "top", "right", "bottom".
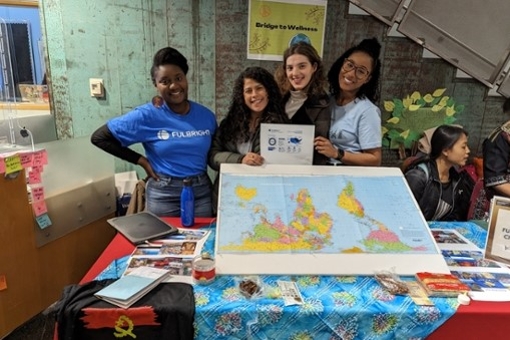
[{"left": 247, "top": 0, "right": 327, "bottom": 61}]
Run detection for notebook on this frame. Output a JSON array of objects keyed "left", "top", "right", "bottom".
[
  {"left": 95, "top": 266, "right": 171, "bottom": 308},
  {"left": 107, "top": 211, "right": 178, "bottom": 245}
]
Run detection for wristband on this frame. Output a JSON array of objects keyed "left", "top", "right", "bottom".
[{"left": 336, "top": 149, "right": 345, "bottom": 161}]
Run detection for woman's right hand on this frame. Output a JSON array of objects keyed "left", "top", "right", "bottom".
[
  {"left": 242, "top": 152, "right": 264, "bottom": 166},
  {"left": 137, "top": 156, "right": 159, "bottom": 181}
]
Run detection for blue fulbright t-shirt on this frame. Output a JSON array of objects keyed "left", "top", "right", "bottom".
[{"left": 107, "top": 100, "right": 217, "bottom": 177}]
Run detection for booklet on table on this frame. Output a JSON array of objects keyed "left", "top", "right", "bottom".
[{"left": 95, "top": 266, "right": 171, "bottom": 309}]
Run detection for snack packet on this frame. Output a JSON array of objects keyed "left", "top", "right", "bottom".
[
  {"left": 374, "top": 270, "right": 409, "bottom": 295},
  {"left": 237, "top": 276, "right": 264, "bottom": 299}
]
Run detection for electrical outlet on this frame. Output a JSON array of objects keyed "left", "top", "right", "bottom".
[{"left": 89, "top": 78, "right": 104, "bottom": 97}]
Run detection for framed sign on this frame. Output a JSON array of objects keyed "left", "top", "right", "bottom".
[
  {"left": 247, "top": 0, "right": 327, "bottom": 61},
  {"left": 485, "top": 196, "right": 510, "bottom": 265}
]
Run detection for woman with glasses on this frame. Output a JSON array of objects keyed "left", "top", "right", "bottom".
[
  {"left": 275, "top": 42, "right": 331, "bottom": 165},
  {"left": 314, "top": 38, "right": 382, "bottom": 166}
]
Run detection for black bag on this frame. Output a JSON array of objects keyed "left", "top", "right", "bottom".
[{"left": 54, "top": 279, "right": 195, "bottom": 340}]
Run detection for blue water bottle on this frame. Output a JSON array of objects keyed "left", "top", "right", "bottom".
[{"left": 180, "top": 178, "right": 195, "bottom": 227}]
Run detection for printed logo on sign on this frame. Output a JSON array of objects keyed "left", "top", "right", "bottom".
[
  {"left": 268, "top": 137, "right": 276, "bottom": 150},
  {"left": 288, "top": 137, "right": 302, "bottom": 145}
]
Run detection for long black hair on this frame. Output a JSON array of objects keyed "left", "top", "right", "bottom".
[
  {"left": 327, "top": 38, "right": 381, "bottom": 103},
  {"left": 430, "top": 125, "right": 468, "bottom": 160},
  {"left": 219, "top": 67, "right": 288, "bottom": 144},
  {"left": 404, "top": 125, "right": 468, "bottom": 173},
  {"left": 503, "top": 96, "right": 510, "bottom": 114}
]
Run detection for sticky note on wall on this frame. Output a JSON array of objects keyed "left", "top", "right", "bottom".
[
  {"left": 4, "top": 154, "right": 22, "bottom": 174},
  {"left": 0, "top": 275, "right": 7, "bottom": 291}
]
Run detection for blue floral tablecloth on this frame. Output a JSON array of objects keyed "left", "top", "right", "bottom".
[{"left": 96, "top": 221, "right": 488, "bottom": 340}]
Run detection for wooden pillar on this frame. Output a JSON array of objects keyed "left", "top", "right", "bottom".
[{"left": 0, "top": 171, "right": 116, "bottom": 337}]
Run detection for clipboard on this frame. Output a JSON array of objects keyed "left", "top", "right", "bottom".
[{"left": 107, "top": 212, "right": 178, "bottom": 245}]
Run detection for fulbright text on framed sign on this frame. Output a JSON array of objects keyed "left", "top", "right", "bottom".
[{"left": 247, "top": 0, "right": 327, "bottom": 61}]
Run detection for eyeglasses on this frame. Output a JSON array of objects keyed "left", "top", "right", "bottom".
[{"left": 342, "top": 59, "right": 370, "bottom": 79}]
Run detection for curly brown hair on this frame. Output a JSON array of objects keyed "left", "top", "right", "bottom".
[
  {"left": 219, "top": 67, "right": 289, "bottom": 144},
  {"left": 275, "top": 42, "right": 328, "bottom": 98}
]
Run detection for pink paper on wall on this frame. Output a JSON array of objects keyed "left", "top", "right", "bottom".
[
  {"left": 20, "top": 153, "right": 34, "bottom": 168},
  {"left": 32, "top": 200, "right": 48, "bottom": 216},
  {"left": 32, "top": 150, "right": 48, "bottom": 166},
  {"left": 31, "top": 186, "right": 45, "bottom": 202},
  {"left": 28, "top": 170, "right": 42, "bottom": 185}
]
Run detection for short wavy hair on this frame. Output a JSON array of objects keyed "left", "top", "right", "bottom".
[
  {"left": 327, "top": 38, "right": 381, "bottom": 103},
  {"left": 219, "top": 67, "right": 288, "bottom": 144},
  {"left": 275, "top": 42, "right": 328, "bottom": 98},
  {"left": 150, "top": 47, "right": 188, "bottom": 85}
]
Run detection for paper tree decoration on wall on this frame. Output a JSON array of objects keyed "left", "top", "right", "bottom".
[{"left": 382, "top": 88, "right": 465, "bottom": 158}]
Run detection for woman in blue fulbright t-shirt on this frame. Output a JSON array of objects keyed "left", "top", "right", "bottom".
[{"left": 91, "top": 47, "right": 217, "bottom": 217}]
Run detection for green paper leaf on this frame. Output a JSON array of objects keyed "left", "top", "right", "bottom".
[
  {"left": 388, "top": 129, "right": 401, "bottom": 139},
  {"left": 430, "top": 97, "right": 441, "bottom": 106},
  {"left": 444, "top": 116, "right": 457, "bottom": 124}
]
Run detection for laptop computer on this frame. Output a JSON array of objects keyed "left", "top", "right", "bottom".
[{"left": 107, "top": 211, "right": 178, "bottom": 245}]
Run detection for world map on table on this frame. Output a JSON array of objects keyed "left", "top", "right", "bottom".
[{"left": 217, "top": 173, "right": 438, "bottom": 255}]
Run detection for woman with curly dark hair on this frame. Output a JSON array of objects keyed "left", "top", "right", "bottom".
[
  {"left": 275, "top": 42, "right": 330, "bottom": 165},
  {"left": 208, "top": 66, "right": 288, "bottom": 210},
  {"left": 314, "top": 38, "right": 382, "bottom": 166}
]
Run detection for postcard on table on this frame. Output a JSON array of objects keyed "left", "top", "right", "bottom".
[
  {"left": 484, "top": 196, "right": 510, "bottom": 266},
  {"left": 124, "top": 255, "right": 194, "bottom": 284},
  {"left": 430, "top": 228, "right": 479, "bottom": 251},
  {"left": 95, "top": 266, "right": 170, "bottom": 309},
  {"left": 260, "top": 123, "right": 314, "bottom": 165}
]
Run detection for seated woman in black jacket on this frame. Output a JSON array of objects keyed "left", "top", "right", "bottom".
[{"left": 405, "top": 125, "right": 471, "bottom": 221}]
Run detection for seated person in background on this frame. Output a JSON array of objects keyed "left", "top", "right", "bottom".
[
  {"left": 91, "top": 47, "right": 217, "bottom": 217},
  {"left": 405, "top": 125, "right": 471, "bottom": 221},
  {"left": 314, "top": 38, "right": 382, "bottom": 166},
  {"left": 483, "top": 97, "right": 510, "bottom": 198},
  {"left": 275, "top": 42, "right": 331, "bottom": 165},
  {"left": 209, "top": 66, "right": 288, "bottom": 210}
]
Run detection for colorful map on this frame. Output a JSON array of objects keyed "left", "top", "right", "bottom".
[{"left": 217, "top": 173, "right": 437, "bottom": 255}]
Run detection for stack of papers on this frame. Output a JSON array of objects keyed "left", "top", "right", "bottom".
[
  {"left": 95, "top": 266, "right": 171, "bottom": 308},
  {"left": 431, "top": 228, "right": 510, "bottom": 301},
  {"left": 123, "top": 228, "right": 211, "bottom": 284}
]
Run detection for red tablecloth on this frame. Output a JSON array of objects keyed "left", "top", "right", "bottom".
[{"left": 82, "top": 217, "right": 510, "bottom": 339}]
